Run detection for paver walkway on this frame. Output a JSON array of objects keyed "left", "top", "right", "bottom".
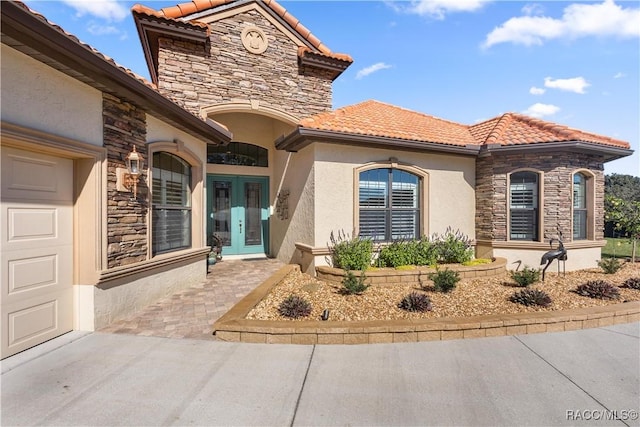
[{"left": 98, "top": 258, "right": 284, "bottom": 340}]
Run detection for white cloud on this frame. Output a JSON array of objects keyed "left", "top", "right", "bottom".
[
  {"left": 87, "top": 23, "right": 120, "bottom": 36},
  {"left": 521, "top": 3, "right": 544, "bottom": 16},
  {"left": 483, "top": 0, "right": 640, "bottom": 48},
  {"left": 62, "top": 0, "right": 129, "bottom": 22},
  {"left": 529, "top": 86, "right": 546, "bottom": 95},
  {"left": 523, "top": 103, "right": 560, "bottom": 118},
  {"left": 544, "top": 76, "right": 590, "bottom": 94},
  {"left": 388, "top": 0, "right": 492, "bottom": 20},
  {"left": 356, "top": 62, "right": 393, "bottom": 79},
  {"left": 613, "top": 72, "right": 626, "bottom": 79}
]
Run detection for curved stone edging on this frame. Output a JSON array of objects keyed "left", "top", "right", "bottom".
[
  {"left": 316, "top": 257, "right": 507, "bottom": 287},
  {"left": 212, "top": 264, "right": 640, "bottom": 344}
]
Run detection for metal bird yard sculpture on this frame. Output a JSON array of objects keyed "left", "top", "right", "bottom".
[{"left": 540, "top": 231, "right": 567, "bottom": 281}]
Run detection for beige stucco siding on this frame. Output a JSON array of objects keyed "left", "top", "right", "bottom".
[
  {"left": 272, "top": 145, "right": 315, "bottom": 263},
  {"left": 1, "top": 45, "right": 103, "bottom": 146},
  {"left": 312, "top": 143, "right": 476, "bottom": 250}
]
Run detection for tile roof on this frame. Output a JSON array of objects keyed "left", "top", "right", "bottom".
[
  {"left": 299, "top": 100, "right": 631, "bottom": 150},
  {"left": 469, "top": 113, "right": 630, "bottom": 149},
  {"left": 299, "top": 100, "right": 477, "bottom": 147},
  {"left": 133, "top": 0, "right": 352, "bottom": 62}
]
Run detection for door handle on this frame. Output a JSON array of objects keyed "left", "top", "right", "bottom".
[{"left": 239, "top": 220, "right": 242, "bottom": 234}]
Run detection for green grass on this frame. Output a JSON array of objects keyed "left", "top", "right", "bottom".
[{"left": 602, "top": 238, "right": 634, "bottom": 259}]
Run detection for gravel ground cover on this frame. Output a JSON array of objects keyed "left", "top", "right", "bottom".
[{"left": 247, "top": 262, "right": 640, "bottom": 322}]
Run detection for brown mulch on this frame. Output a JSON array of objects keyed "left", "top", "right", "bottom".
[{"left": 246, "top": 262, "right": 640, "bottom": 322}]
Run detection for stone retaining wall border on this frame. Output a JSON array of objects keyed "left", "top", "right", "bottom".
[{"left": 212, "top": 264, "right": 640, "bottom": 344}]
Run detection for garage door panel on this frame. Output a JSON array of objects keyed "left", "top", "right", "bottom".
[
  {"left": 3, "top": 287, "right": 73, "bottom": 355},
  {"left": 1, "top": 148, "right": 72, "bottom": 202},
  {"left": 1, "top": 147, "right": 73, "bottom": 359},
  {"left": 2, "top": 202, "right": 72, "bottom": 251}
]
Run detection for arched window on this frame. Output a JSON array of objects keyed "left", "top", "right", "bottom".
[
  {"left": 152, "top": 152, "right": 192, "bottom": 254},
  {"left": 573, "top": 172, "right": 589, "bottom": 240},
  {"left": 509, "top": 171, "right": 539, "bottom": 241},
  {"left": 207, "top": 142, "right": 268, "bottom": 167},
  {"left": 359, "top": 168, "right": 420, "bottom": 241}
]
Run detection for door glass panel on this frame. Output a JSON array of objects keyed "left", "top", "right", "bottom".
[
  {"left": 244, "top": 182, "right": 262, "bottom": 246},
  {"left": 214, "top": 181, "right": 232, "bottom": 246}
]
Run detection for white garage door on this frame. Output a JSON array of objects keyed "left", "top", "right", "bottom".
[{"left": 1, "top": 147, "right": 73, "bottom": 359}]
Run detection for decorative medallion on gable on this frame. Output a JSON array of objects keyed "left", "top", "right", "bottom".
[{"left": 241, "top": 26, "right": 268, "bottom": 54}]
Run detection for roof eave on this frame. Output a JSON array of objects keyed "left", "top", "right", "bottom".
[
  {"left": 132, "top": 10, "right": 210, "bottom": 85},
  {"left": 479, "top": 141, "right": 633, "bottom": 162},
  {"left": 276, "top": 128, "right": 481, "bottom": 156},
  {"left": 298, "top": 51, "right": 353, "bottom": 81},
  {"left": 2, "top": 1, "right": 231, "bottom": 145}
]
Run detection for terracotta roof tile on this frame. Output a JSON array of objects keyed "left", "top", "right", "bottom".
[
  {"left": 300, "top": 100, "right": 477, "bottom": 147},
  {"left": 297, "top": 46, "right": 353, "bottom": 63},
  {"left": 470, "top": 114, "right": 630, "bottom": 149},
  {"left": 301, "top": 101, "right": 631, "bottom": 151},
  {"left": 150, "top": 0, "right": 343, "bottom": 57},
  {"left": 131, "top": 4, "right": 210, "bottom": 30}
]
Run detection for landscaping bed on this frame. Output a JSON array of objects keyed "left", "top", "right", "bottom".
[{"left": 246, "top": 262, "right": 640, "bottom": 322}]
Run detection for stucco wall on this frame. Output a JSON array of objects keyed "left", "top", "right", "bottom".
[
  {"left": 488, "top": 246, "right": 602, "bottom": 272},
  {"left": 311, "top": 143, "right": 477, "bottom": 265},
  {"left": 1, "top": 45, "right": 103, "bottom": 146},
  {"left": 92, "top": 258, "right": 204, "bottom": 329},
  {"left": 271, "top": 145, "right": 315, "bottom": 265}
]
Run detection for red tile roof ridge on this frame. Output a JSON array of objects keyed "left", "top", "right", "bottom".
[
  {"left": 509, "top": 113, "right": 630, "bottom": 148},
  {"left": 481, "top": 113, "right": 513, "bottom": 145},
  {"left": 152, "top": 0, "right": 335, "bottom": 55},
  {"left": 297, "top": 46, "right": 353, "bottom": 63},
  {"left": 131, "top": 4, "right": 210, "bottom": 30}
]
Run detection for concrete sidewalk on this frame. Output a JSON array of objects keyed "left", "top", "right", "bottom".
[{"left": 2, "top": 324, "right": 639, "bottom": 427}]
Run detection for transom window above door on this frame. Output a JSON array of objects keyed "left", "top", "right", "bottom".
[
  {"left": 207, "top": 142, "right": 268, "bottom": 167},
  {"left": 358, "top": 168, "right": 421, "bottom": 241}
]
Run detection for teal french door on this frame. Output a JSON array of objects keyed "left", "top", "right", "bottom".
[{"left": 208, "top": 175, "right": 269, "bottom": 255}]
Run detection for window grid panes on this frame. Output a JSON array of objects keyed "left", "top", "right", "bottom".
[
  {"left": 359, "top": 168, "right": 420, "bottom": 241},
  {"left": 207, "top": 142, "right": 268, "bottom": 167},
  {"left": 573, "top": 173, "right": 588, "bottom": 240},
  {"left": 152, "top": 152, "right": 192, "bottom": 255},
  {"left": 510, "top": 171, "right": 539, "bottom": 241}
]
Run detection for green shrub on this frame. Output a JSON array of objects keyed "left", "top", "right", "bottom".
[
  {"left": 413, "top": 237, "right": 438, "bottom": 266},
  {"left": 598, "top": 257, "right": 623, "bottom": 274},
  {"left": 510, "top": 266, "right": 540, "bottom": 287},
  {"left": 378, "top": 240, "right": 415, "bottom": 268},
  {"left": 329, "top": 230, "right": 373, "bottom": 271},
  {"left": 429, "top": 268, "right": 460, "bottom": 293},
  {"left": 510, "top": 288, "right": 552, "bottom": 307},
  {"left": 398, "top": 292, "right": 433, "bottom": 312},
  {"left": 432, "top": 227, "right": 474, "bottom": 264},
  {"left": 574, "top": 280, "right": 620, "bottom": 300},
  {"left": 278, "top": 295, "right": 312, "bottom": 318},
  {"left": 621, "top": 277, "right": 640, "bottom": 290},
  {"left": 341, "top": 270, "right": 370, "bottom": 295},
  {"left": 377, "top": 238, "right": 438, "bottom": 268}
]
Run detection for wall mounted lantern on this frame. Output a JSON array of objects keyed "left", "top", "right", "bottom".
[{"left": 116, "top": 146, "right": 141, "bottom": 198}]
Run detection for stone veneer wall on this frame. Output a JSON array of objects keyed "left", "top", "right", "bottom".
[
  {"left": 103, "top": 93, "right": 149, "bottom": 268},
  {"left": 475, "top": 152, "right": 605, "bottom": 242},
  {"left": 156, "top": 9, "right": 333, "bottom": 118}
]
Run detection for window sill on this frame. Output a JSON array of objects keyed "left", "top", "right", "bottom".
[{"left": 98, "top": 247, "right": 210, "bottom": 285}]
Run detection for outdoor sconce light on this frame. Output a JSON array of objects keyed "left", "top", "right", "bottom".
[{"left": 116, "top": 146, "right": 141, "bottom": 198}]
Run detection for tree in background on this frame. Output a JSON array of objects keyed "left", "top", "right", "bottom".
[
  {"left": 604, "top": 174, "right": 640, "bottom": 239},
  {"left": 605, "top": 195, "right": 640, "bottom": 262}
]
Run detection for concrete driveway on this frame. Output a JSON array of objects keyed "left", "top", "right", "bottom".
[{"left": 2, "top": 323, "right": 639, "bottom": 427}]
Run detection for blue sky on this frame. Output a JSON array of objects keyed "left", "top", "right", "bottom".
[{"left": 23, "top": 0, "right": 640, "bottom": 176}]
